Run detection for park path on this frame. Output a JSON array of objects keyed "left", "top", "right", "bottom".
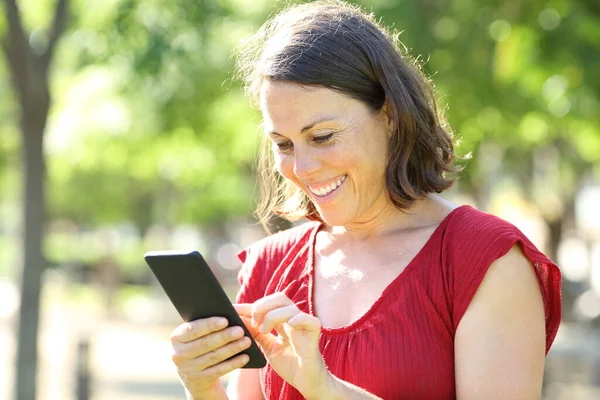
[
  {"left": 1, "top": 309, "right": 186, "bottom": 400},
  {"left": 0, "top": 276, "right": 191, "bottom": 400}
]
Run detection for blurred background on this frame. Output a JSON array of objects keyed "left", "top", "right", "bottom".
[{"left": 0, "top": 0, "right": 599, "bottom": 399}]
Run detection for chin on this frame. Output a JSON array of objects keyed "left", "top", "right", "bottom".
[{"left": 314, "top": 209, "right": 348, "bottom": 227}]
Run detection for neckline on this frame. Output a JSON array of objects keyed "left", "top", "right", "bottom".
[{"left": 306, "top": 204, "right": 469, "bottom": 334}]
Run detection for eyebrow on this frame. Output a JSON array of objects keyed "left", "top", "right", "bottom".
[{"left": 269, "top": 116, "right": 339, "bottom": 137}]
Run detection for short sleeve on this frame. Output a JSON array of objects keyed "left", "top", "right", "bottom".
[
  {"left": 235, "top": 221, "right": 319, "bottom": 305},
  {"left": 236, "top": 245, "right": 267, "bottom": 304},
  {"left": 446, "top": 208, "right": 562, "bottom": 355}
]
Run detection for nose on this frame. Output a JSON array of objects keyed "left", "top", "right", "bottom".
[{"left": 293, "top": 145, "right": 321, "bottom": 180}]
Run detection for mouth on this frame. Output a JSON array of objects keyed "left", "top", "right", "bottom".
[{"left": 308, "top": 175, "right": 347, "bottom": 198}]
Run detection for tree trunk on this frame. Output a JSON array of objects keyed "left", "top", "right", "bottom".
[
  {"left": 15, "top": 110, "right": 48, "bottom": 400},
  {"left": 2, "top": 1, "right": 70, "bottom": 398}
]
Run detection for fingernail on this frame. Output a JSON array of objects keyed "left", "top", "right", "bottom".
[
  {"left": 231, "top": 327, "right": 244, "bottom": 338},
  {"left": 251, "top": 317, "right": 257, "bottom": 327},
  {"left": 217, "top": 318, "right": 228, "bottom": 328}
]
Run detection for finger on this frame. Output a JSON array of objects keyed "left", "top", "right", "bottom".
[
  {"left": 237, "top": 315, "right": 281, "bottom": 355},
  {"left": 172, "top": 326, "right": 246, "bottom": 362},
  {"left": 261, "top": 305, "right": 301, "bottom": 334},
  {"left": 200, "top": 353, "right": 250, "bottom": 381},
  {"left": 180, "top": 352, "right": 250, "bottom": 386},
  {"left": 171, "top": 317, "right": 228, "bottom": 344},
  {"left": 194, "top": 336, "right": 253, "bottom": 371},
  {"left": 251, "top": 292, "right": 295, "bottom": 327},
  {"left": 288, "top": 313, "right": 322, "bottom": 334},
  {"left": 233, "top": 305, "right": 261, "bottom": 336},
  {"left": 238, "top": 315, "right": 262, "bottom": 338},
  {"left": 233, "top": 303, "right": 252, "bottom": 317}
]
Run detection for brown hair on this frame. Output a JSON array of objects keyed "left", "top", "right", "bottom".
[{"left": 236, "top": 0, "right": 461, "bottom": 230}]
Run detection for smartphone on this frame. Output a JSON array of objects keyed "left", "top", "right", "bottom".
[{"left": 144, "top": 249, "right": 267, "bottom": 368}]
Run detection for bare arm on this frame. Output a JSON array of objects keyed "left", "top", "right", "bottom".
[
  {"left": 225, "top": 365, "right": 383, "bottom": 400},
  {"left": 308, "top": 374, "right": 384, "bottom": 400},
  {"left": 455, "top": 245, "right": 546, "bottom": 400}
]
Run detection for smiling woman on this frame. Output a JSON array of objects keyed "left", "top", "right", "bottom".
[
  {"left": 260, "top": 81, "right": 393, "bottom": 227},
  {"left": 237, "top": 1, "right": 460, "bottom": 228},
  {"left": 165, "top": 1, "right": 562, "bottom": 400}
]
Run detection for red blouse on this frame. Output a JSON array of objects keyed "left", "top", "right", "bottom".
[{"left": 236, "top": 205, "right": 562, "bottom": 399}]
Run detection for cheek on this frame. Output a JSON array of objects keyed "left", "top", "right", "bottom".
[{"left": 273, "top": 153, "right": 294, "bottom": 178}]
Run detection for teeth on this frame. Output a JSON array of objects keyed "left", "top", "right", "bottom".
[{"left": 309, "top": 175, "right": 346, "bottom": 197}]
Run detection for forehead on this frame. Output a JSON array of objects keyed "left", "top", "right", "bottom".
[
  {"left": 260, "top": 80, "right": 339, "bottom": 101},
  {"left": 259, "top": 80, "right": 364, "bottom": 131}
]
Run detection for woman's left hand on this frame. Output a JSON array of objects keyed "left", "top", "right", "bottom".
[{"left": 234, "top": 293, "right": 329, "bottom": 398}]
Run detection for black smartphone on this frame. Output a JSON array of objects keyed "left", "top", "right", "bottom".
[{"left": 144, "top": 249, "right": 266, "bottom": 368}]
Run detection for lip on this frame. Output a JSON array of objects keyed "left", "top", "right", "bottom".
[
  {"left": 306, "top": 175, "right": 346, "bottom": 191},
  {"left": 306, "top": 174, "right": 347, "bottom": 202}
]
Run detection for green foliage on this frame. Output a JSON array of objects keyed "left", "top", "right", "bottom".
[
  {"left": 370, "top": 0, "right": 599, "bottom": 211},
  {"left": 1, "top": 0, "right": 599, "bottom": 274},
  {"left": 39, "top": 0, "right": 272, "bottom": 232}
]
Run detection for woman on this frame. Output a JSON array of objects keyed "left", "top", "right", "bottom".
[{"left": 169, "top": 1, "right": 562, "bottom": 399}]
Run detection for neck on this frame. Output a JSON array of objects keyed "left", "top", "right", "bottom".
[{"left": 327, "top": 194, "right": 454, "bottom": 241}]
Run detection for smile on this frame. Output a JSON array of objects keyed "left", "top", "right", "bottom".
[{"left": 308, "top": 175, "right": 347, "bottom": 197}]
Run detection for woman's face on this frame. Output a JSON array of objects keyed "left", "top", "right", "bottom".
[{"left": 260, "top": 80, "right": 393, "bottom": 227}]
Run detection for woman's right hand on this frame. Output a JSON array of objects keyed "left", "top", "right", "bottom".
[{"left": 170, "top": 317, "right": 252, "bottom": 399}]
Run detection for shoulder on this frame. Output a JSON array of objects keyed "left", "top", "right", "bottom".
[
  {"left": 441, "top": 205, "right": 532, "bottom": 263},
  {"left": 444, "top": 205, "right": 521, "bottom": 240},
  {"left": 443, "top": 206, "right": 562, "bottom": 355},
  {"left": 442, "top": 205, "right": 554, "bottom": 268},
  {"left": 236, "top": 221, "right": 320, "bottom": 303},
  {"left": 237, "top": 220, "right": 319, "bottom": 282},
  {"left": 238, "top": 221, "right": 320, "bottom": 263}
]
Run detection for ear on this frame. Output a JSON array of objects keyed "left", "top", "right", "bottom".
[{"left": 381, "top": 99, "right": 394, "bottom": 137}]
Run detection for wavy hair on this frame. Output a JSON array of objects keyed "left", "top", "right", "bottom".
[{"left": 235, "top": 0, "right": 461, "bottom": 231}]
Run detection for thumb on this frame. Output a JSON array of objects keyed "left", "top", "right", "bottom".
[
  {"left": 239, "top": 315, "right": 282, "bottom": 355},
  {"left": 239, "top": 315, "right": 261, "bottom": 337}
]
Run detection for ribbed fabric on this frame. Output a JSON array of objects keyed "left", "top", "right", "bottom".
[{"left": 236, "top": 205, "right": 562, "bottom": 399}]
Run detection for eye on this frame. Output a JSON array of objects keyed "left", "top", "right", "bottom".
[
  {"left": 274, "top": 140, "right": 293, "bottom": 152},
  {"left": 313, "top": 133, "right": 334, "bottom": 144}
]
